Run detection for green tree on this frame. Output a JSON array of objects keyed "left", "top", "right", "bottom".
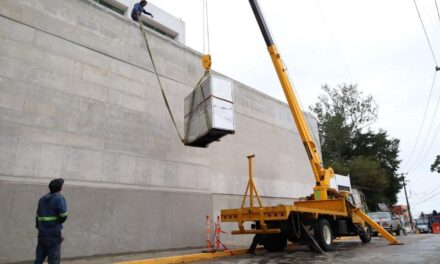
[
  {"left": 310, "top": 84, "right": 402, "bottom": 210},
  {"left": 431, "top": 155, "right": 440, "bottom": 173},
  {"left": 310, "top": 84, "right": 378, "bottom": 165},
  {"left": 348, "top": 157, "right": 388, "bottom": 210}
]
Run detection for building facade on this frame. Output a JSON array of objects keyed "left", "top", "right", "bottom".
[
  {"left": 0, "top": 0, "right": 320, "bottom": 262},
  {"left": 92, "top": 0, "right": 186, "bottom": 43}
]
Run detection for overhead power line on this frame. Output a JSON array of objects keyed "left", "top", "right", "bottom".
[
  {"left": 407, "top": 73, "right": 440, "bottom": 172},
  {"left": 401, "top": 72, "right": 437, "bottom": 170},
  {"left": 436, "top": 0, "right": 440, "bottom": 22},
  {"left": 414, "top": 189, "right": 440, "bottom": 205},
  {"left": 413, "top": 0, "right": 439, "bottom": 67}
]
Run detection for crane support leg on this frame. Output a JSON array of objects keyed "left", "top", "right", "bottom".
[{"left": 352, "top": 208, "right": 403, "bottom": 245}]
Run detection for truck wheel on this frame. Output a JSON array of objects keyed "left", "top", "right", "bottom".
[
  {"left": 314, "top": 219, "right": 333, "bottom": 251},
  {"left": 359, "top": 225, "right": 372, "bottom": 243},
  {"left": 395, "top": 226, "right": 401, "bottom": 236},
  {"left": 262, "top": 234, "right": 287, "bottom": 252}
]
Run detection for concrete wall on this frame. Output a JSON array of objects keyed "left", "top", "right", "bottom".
[
  {"left": 93, "top": 0, "right": 186, "bottom": 43},
  {"left": 0, "top": 0, "right": 319, "bottom": 262}
]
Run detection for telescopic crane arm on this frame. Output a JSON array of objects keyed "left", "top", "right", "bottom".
[{"left": 249, "top": 0, "right": 334, "bottom": 200}]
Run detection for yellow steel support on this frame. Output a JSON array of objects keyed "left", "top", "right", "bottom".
[
  {"left": 240, "top": 155, "right": 263, "bottom": 209},
  {"left": 352, "top": 208, "right": 403, "bottom": 245},
  {"left": 293, "top": 199, "right": 348, "bottom": 216},
  {"left": 266, "top": 44, "right": 334, "bottom": 200}
]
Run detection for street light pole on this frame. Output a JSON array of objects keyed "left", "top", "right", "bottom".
[{"left": 401, "top": 173, "right": 415, "bottom": 232}]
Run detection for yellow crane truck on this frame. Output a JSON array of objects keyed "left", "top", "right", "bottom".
[{"left": 220, "top": 0, "right": 402, "bottom": 253}]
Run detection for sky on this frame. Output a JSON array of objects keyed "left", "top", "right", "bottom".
[{"left": 150, "top": 0, "right": 440, "bottom": 217}]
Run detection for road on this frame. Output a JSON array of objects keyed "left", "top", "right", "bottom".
[{"left": 197, "top": 234, "right": 440, "bottom": 264}]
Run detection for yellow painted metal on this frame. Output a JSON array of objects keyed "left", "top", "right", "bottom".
[
  {"left": 222, "top": 199, "right": 350, "bottom": 235},
  {"left": 202, "top": 54, "right": 212, "bottom": 70},
  {"left": 117, "top": 244, "right": 300, "bottom": 264},
  {"left": 266, "top": 45, "right": 333, "bottom": 199},
  {"left": 293, "top": 198, "right": 348, "bottom": 216},
  {"left": 117, "top": 249, "right": 248, "bottom": 264},
  {"left": 240, "top": 155, "right": 263, "bottom": 209},
  {"left": 352, "top": 207, "right": 403, "bottom": 245}
]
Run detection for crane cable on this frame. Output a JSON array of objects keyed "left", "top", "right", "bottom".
[
  {"left": 201, "top": 0, "right": 212, "bottom": 70},
  {"left": 202, "top": 0, "right": 211, "bottom": 55}
]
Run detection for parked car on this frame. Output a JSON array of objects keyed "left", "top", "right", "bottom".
[
  {"left": 367, "top": 212, "right": 402, "bottom": 236},
  {"left": 415, "top": 218, "right": 430, "bottom": 233}
]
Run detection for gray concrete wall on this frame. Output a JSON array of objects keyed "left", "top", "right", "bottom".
[{"left": 0, "top": 0, "right": 320, "bottom": 262}]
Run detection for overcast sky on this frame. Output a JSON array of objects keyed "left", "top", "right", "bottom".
[{"left": 150, "top": 0, "right": 440, "bottom": 216}]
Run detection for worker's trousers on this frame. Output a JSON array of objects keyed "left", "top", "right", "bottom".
[{"left": 34, "top": 235, "right": 62, "bottom": 264}]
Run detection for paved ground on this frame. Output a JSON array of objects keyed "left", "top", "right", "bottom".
[
  {"left": 63, "top": 234, "right": 440, "bottom": 264},
  {"left": 197, "top": 234, "right": 440, "bottom": 264}
]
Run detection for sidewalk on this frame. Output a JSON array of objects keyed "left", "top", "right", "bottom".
[{"left": 63, "top": 243, "right": 251, "bottom": 264}]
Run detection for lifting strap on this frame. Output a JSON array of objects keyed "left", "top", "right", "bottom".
[
  {"left": 138, "top": 21, "right": 185, "bottom": 143},
  {"left": 138, "top": 21, "right": 211, "bottom": 145}
]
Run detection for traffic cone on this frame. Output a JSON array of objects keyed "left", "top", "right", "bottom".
[
  {"left": 215, "top": 216, "right": 228, "bottom": 251},
  {"left": 202, "top": 215, "right": 215, "bottom": 252}
]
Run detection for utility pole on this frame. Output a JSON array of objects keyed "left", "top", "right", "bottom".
[{"left": 401, "top": 173, "right": 415, "bottom": 232}]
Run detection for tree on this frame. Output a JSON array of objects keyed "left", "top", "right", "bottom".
[
  {"left": 348, "top": 157, "right": 388, "bottom": 210},
  {"left": 431, "top": 155, "right": 440, "bottom": 173},
  {"left": 310, "top": 84, "right": 378, "bottom": 165},
  {"left": 310, "top": 84, "right": 402, "bottom": 210}
]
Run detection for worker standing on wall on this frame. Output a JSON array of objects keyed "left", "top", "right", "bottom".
[
  {"left": 131, "top": 0, "right": 154, "bottom": 22},
  {"left": 34, "top": 179, "right": 68, "bottom": 264}
]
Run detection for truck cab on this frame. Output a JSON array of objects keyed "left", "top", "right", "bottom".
[{"left": 368, "top": 212, "right": 401, "bottom": 236}]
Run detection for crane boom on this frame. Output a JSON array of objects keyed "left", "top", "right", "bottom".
[
  {"left": 220, "top": 1, "right": 402, "bottom": 250},
  {"left": 249, "top": 0, "right": 334, "bottom": 200}
]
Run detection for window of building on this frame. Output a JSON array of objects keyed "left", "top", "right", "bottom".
[
  {"left": 141, "top": 21, "right": 176, "bottom": 40},
  {"left": 93, "top": 0, "right": 126, "bottom": 16}
]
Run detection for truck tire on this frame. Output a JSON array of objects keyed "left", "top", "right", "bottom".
[
  {"left": 359, "top": 225, "right": 372, "bottom": 243},
  {"left": 314, "top": 219, "right": 333, "bottom": 251},
  {"left": 262, "top": 234, "right": 287, "bottom": 252},
  {"left": 395, "top": 226, "right": 401, "bottom": 236}
]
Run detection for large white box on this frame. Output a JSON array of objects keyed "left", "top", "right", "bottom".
[{"left": 184, "top": 74, "right": 235, "bottom": 147}]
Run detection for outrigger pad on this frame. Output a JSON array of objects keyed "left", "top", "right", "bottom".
[{"left": 300, "top": 222, "right": 324, "bottom": 254}]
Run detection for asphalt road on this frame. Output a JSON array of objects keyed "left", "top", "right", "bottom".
[{"left": 197, "top": 234, "right": 440, "bottom": 264}]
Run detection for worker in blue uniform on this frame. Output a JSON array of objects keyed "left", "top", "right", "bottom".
[
  {"left": 34, "top": 179, "right": 68, "bottom": 264},
  {"left": 131, "top": 0, "right": 154, "bottom": 22}
]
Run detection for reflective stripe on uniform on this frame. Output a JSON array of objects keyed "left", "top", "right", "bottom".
[
  {"left": 36, "top": 216, "right": 59, "bottom": 221},
  {"left": 59, "top": 212, "right": 68, "bottom": 217},
  {"left": 36, "top": 212, "right": 68, "bottom": 221}
]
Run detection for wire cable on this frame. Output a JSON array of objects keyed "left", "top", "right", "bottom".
[
  {"left": 413, "top": 108, "right": 440, "bottom": 172},
  {"left": 413, "top": 0, "right": 439, "bottom": 67},
  {"left": 407, "top": 73, "right": 440, "bottom": 172},
  {"left": 202, "top": 0, "right": 210, "bottom": 54},
  {"left": 436, "top": 0, "right": 440, "bottom": 22},
  {"left": 314, "top": 0, "right": 354, "bottom": 83},
  {"left": 414, "top": 190, "right": 440, "bottom": 205},
  {"left": 401, "top": 72, "right": 437, "bottom": 170}
]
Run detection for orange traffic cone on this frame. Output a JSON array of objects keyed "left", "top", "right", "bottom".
[
  {"left": 215, "top": 216, "right": 228, "bottom": 251},
  {"left": 202, "top": 215, "right": 215, "bottom": 252}
]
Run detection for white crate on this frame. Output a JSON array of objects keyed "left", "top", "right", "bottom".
[{"left": 184, "top": 74, "right": 235, "bottom": 147}]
